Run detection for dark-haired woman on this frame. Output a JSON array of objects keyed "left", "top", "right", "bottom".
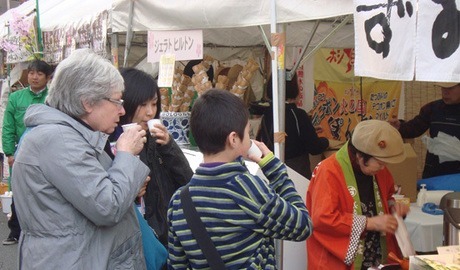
[{"left": 110, "top": 67, "right": 193, "bottom": 246}]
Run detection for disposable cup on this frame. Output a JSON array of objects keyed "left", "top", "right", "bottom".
[
  {"left": 248, "top": 140, "right": 262, "bottom": 158},
  {"left": 1, "top": 194, "right": 12, "bottom": 214},
  {"left": 122, "top": 123, "right": 137, "bottom": 132},
  {"left": 147, "top": 119, "right": 161, "bottom": 130}
]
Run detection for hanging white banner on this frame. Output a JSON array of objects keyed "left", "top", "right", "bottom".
[
  {"left": 416, "top": 0, "right": 460, "bottom": 82},
  {"left": 353, "top": 0, "right": 417, "bottom": 81},
  {"left": 147, "top": 30, "right": 203, "bottom": 63}
]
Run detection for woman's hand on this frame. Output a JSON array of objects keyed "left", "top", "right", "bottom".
[
  {"left": 366, "top": 214, "right": 399, "bottom": 234},
  {"left": 392, "top": 202, "right": 410, "bottom": 217},
  {"left": 137, "top": 176, "right": 150, "bottom": 198},
  {"left": 116, "top": 124, "right": 147, "bottom": 155},
  {"left": 388, "top": 116, "right": 401, "bottom": 130},
  {"left": 150, "top": 122, "right": 170, "bottom": 146},
  {"left": 7, "top": 156, "right": 14, "bottom": 168}
]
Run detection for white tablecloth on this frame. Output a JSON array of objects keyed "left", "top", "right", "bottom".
[{"left": 404, "top": 204, "right": 443, "bottom": 252}]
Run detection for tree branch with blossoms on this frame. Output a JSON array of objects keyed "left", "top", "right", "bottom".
[{"left": 0, "top": 11, "right": 41, "bottom": 63}]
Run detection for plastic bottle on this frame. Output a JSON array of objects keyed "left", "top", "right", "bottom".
[{"left": 417, "top": 184, "right": 427, "bottom": 207}]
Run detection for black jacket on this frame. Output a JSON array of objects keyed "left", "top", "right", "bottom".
[
  {"left": 139, "top": 135, "right": 193, "bottom": 246},
  {"left": 257, "top": 103, "right": 329, "bottom": 179},
  {"left": 398, "top": 100, "right": 460, "bottom": 178}
]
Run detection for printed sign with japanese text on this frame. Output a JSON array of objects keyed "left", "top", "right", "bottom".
[
  {"left": 147, "top": 30, "right": 203, "bottom": 63},
  {"left": 354, "top": 0, "right": 459, "bottom": 82},
  {"left": 312, "top": 48, "right": 401, "bottom": 142}
]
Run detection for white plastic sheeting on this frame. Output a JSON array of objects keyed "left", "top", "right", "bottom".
[
  {"left": 112, "top": 0, "right": 353, "bottom": 31},
  {"left": 0, "top": 0, "right": 111, "bottom": 38},
  {"left": 111, "top": 0, "right": 354, "bottom": 48}
]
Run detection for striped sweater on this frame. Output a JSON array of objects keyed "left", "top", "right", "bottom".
[{"left": 167, "top": 153, "right": 313, "bottom": 269}]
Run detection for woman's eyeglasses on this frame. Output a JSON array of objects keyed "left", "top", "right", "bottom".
[{"left": 103, "top": 98, "right": 124, "bottom": 107}]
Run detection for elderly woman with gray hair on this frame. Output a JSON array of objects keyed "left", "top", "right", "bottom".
[{"left": 12, "top": 49, "right": 150, "bottom": 269}]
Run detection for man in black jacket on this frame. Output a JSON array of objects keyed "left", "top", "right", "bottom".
[{"left": 389, "top": 82, "right": 460, "bottom": 178}]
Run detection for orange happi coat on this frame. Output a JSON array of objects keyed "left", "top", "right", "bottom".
[{"left": 306, "top": 154, "right": 401, "bottom": 270}]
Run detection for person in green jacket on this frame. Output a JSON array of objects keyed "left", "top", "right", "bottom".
[{"left": 1, "top": 59, "right": 52, "bottom": 245}]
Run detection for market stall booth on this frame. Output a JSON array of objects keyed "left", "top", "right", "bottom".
[
  {"left": 3, "top": 0, "right": 458, "bottom": 268},
  {"left": 0, "top": 1, "right": 356, "bottom": 268}
]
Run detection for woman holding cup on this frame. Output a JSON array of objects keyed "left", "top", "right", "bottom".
[
  {"left": 12, "top": 49, "right": 149, "bottom": 269},
  {"left": 110, "top": 67, "right": 193, "bottom": 247}
]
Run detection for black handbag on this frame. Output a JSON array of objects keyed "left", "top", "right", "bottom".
[{"left": 180, "top": 185, "right": 226, "bottom": 270}]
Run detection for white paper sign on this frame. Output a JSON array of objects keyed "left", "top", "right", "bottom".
[
  {"left": 147, "top": 30, "right": 203, "bottom": 63},
  {"left": 157, "top": 54, "right": 176, "bottom": 88}
]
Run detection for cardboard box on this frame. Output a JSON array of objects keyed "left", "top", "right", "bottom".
[
  {"left": 0, "top": 182, "right": 8, "bottom": 195},
  {"left": 0, "top": 183, "right": 8, "bottom": 209},
  {"left": 386, "top": 143, "right": 418, "bottom": 202}
]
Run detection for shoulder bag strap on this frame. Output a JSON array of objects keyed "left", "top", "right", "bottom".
[{"left": 180, "top": 185, "right": 226, "bottom": 270}]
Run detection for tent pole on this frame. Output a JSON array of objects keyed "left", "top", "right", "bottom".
[
  {"left": 35, "top": 0, "right": 43, "bottom": 57},
  {"left": 275, "top": 23, "right": 286, "bottom": 163},
  {"left": 123, "top": 0, "right": 135, "bottom": 67},
  {"left": 258, "top": 25, "right": 272, "bottom": 52},
  {"left": 270, "top": 0, "right": 285, "bottom": 269},
  {"left": 132, "top": 53, "right": 147, "bottom": 67},
  {"left": 110, "top": 30, "right": 119, "bottom": 68},
  {"left": 288, "top": 20, "right": 320, "bottom": 80},
  {"left": 297, "top": 14, "right": 352, "bottom": 67},
  {"left": 270, "top": 0, "right": 281, "bottom": 161}
]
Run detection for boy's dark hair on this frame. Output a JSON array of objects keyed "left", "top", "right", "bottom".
[
  {"left": 266, "top": 70, "right": 299, "bottom": 100},
  {"left": 119, "top": 67, "right": 160, "bottom": 125},
  {"left": 28, "top": 60, "right": 53, "bottom": 77},
  {"left": 191, "top": 89, "right": 249, "bottom": 155}
]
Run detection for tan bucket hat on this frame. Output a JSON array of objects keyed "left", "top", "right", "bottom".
[
  {"left": 434, "top": 82, "right": 459, "bottom": 88},
  {"left": 352, "top": 120, "right": 406, "bottom": 164}
]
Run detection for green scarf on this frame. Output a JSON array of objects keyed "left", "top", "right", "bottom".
[{"left": 336, "top": 142, "right": 387, "bottom": 269}]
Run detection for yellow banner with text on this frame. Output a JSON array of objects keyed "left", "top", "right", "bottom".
[{"left": 312, "top": 48, "right": 402, "bottom": 141}]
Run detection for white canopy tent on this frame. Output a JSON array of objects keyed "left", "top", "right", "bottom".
[
  {"left": 111, "top": 0, "right": 352, "bottom": 31},
  {"left": 110, "top": 0, "right": 355, "bottom": 64}
]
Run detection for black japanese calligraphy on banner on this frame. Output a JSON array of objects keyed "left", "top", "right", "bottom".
[
  {"left": 354, "top": 0, "right": 460, "bottom": 81},
  {"left": 431, "top": 0, "right": 460, "bottom": 59},
  {"left": 354, "top": 0, "right": 417, "bottom": 80},
  {"left": 416, "top": 0, "right": 460, "bottom": 81},
  {"left": 356, "top": 0, "right": 414, "bottom": 59}
]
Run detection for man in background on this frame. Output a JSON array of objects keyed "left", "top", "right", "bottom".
[
  {"left": 2, "top": 59, "right": 52, "bottom": 245},
  {"left": 389, "top": 82, "right": 460, "bottom": 179}
]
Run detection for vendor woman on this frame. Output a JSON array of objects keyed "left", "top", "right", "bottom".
[{"left": 306, "top": 120, "right": 409, "bottom": 269}]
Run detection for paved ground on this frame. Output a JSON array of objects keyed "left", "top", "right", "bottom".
[{"left": 0, "top": 208, "right": 17, "bottom": 270}]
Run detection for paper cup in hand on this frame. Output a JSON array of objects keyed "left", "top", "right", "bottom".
[
  {"left": 122, "top": 123, "right": 137, "bottom": 132},
  {"left": 248, "top": 140, "right": 262, "bottom": 158},
  {"left": 147, "top": 119, "right": 161, "bottom": 130},
  {"left": 147, "top": 119, "right": 161, "bottom": 137}
]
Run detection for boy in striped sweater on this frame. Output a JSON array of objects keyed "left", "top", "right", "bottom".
[{"left": 167, "top": 88, "right": 313, "bottom": 269}]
